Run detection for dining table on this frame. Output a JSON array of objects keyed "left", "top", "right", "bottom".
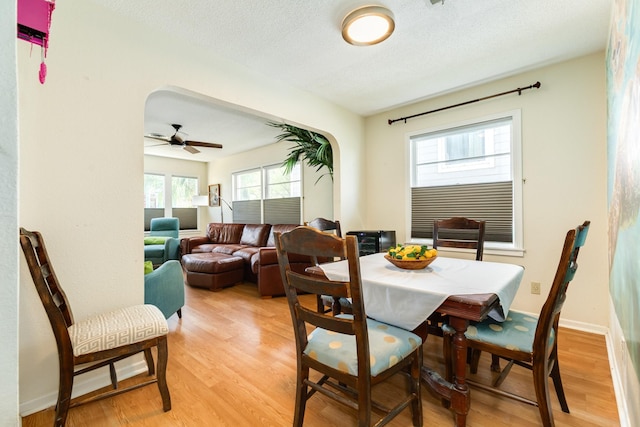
[{"left": 315, "top": 252, "right": 525, "bottom": 427}]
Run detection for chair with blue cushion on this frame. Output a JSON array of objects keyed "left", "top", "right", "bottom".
[
  {"left": 144, "top": 260, "right": 185, "bottom": 319},
  {"left": 443, "top": 220, "right": 590, "bottom": 427},
  {"left": 275, "top": 226, "right": 423, "bottom": 427},
  {"left": 145, "top": 217, "right": 180, "bottom": 266}
]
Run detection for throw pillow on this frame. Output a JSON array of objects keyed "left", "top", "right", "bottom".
[
  {"left": 144, "top": 236, "right": 169, "bottom": 245},
  {"left": 144, "top": 261, "right": 154, "bottom": 274}
]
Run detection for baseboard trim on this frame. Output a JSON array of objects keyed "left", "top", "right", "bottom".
[{"left": 19, "top": 360, "right": 148, "bottom": 417}]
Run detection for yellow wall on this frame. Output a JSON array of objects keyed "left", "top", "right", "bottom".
[{"left": 364, "top": 53, "right": 609, "bottom": 327}]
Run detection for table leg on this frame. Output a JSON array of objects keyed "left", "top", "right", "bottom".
[
  {"left": 449, "top": 316, "right": 471, "bottom": 426},
  {"left": 420, "top": 315, "right": 470, "bottom": 427}
]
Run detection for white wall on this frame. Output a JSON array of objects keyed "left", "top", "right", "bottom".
[
  {"left": 17, "top": 1, "right": 363, "bottom": 414},
  {"left": 1, "top": 0, "right": 20, "bottom": 424},
  {"left": 364, "top": 53, "right": 609, "bottom": 328}
]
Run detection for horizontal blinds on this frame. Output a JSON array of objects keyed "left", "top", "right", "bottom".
[
  {"left": 172, "top": 208, "right": 197, "bottom": 230},
  {"left": 264, "top": 197, "right": 301, "bottom": 225},
  {"left": 232, "top": 200, "right": 261, "bottom": 224},
  {"left": 144, "top": 209, "right": 164, "bottom": 231},
  {"left": 411, "top": 181, "right": 512, "bottom": 242}
]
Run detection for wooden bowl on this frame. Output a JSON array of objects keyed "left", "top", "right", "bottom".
[{"left": 384, "top": 254, "right": 437, "bottom": 270}]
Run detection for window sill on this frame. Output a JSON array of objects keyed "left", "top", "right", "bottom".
[{"left": 408, "top": 239, "right": 524, "bottom": 258}]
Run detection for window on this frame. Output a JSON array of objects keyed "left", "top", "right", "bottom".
[
  {"left": 171, "top": 176, "right": 198, "bottom": 230},
  {"left": 144, "top": 173, "right": 199, "bottom": 231},
  {"left": 409, "top": 110, "right": 522, "bottom": 253},
  {"left": 232, "top": 163, "right": 301, "bottom": 224}
]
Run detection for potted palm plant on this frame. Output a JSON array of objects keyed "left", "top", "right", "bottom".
[{"left": 267, "top": 122, "right": 333, "bottom": 183}]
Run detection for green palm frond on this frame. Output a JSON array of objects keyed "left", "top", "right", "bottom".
[{"left": 267, "top": 122, "right": 333, "bottom": 183}]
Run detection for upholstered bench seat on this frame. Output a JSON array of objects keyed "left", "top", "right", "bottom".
[
  {"left": 182, "top": 253, "right": 245, "bottom": 291},
  {"left": 68, "top": 304, "right": 168, "bottom": 357}
]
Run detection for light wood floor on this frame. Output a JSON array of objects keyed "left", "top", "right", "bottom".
[{"left": 23, "top": 282, "right": 620, "bottom": 426}]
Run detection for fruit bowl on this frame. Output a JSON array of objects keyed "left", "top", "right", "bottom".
[{"left": 384, "top": 254, "right": 437, "bottom": 270}]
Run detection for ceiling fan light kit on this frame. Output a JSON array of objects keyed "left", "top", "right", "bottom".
[
  {"left": 144, "top": 123, "right": 223, "bottom": 154},
  {"left": 341, "top": 5, "right": 395, "bottom": 46}
]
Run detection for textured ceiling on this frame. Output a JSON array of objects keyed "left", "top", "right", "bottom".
[{"left": 91, "top": 0, "right": 613, "bottom": 161}]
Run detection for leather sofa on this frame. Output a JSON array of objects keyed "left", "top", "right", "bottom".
[{"left": 180, "top": 223, "right": 313, "bottom": 297}]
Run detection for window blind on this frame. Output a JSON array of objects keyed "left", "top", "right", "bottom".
[
  {"left": 264, "top": 197, "right": 301, "bottom": 224},
  {"left": 411, "top": 181, "right": 512, "bottom": 242},
  {"left": 232, "top": 200, "right": 261, "bottom": 224}
]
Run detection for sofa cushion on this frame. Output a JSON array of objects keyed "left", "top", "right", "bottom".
[
  {"left": 182, "top": 253, "right": 245, "bottom": 274},
  {"left": 234, "top": 246, "right": 261, "bottom": 265},
  {"left": 266, "top": 224, "right": 300, "bottom": 247},
  {"left": 144, "top": 236, "right": 168, "bottom": 245},
  {"left": 240, "top": 223, "right": 271, "bottom": 247},
  {"left": 144, "top": 261, "right": 154, "bottom": 274},
  {"left": 212, "top": 244, "right": 247, "bottom": 255},
  {"left": 207, "top": 223, "right": 245, "bottom": 244},
  {"left": 144, "top": 244, "right": 165, "bottom": 258}
]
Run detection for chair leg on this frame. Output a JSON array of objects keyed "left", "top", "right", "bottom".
[
  {"left": 55, "top": 362, "right": 73, "bottom": 427},
  {"left": 144, "top": 348, "right": 155, "bottom": 376},
  {"left": 293, "top": 366, "right": 309, "bottom": 427},
  {"left": 490, "top": 354, "right": 501, "bottom": 372},
  {"left": 410, "top": 347, "right": 423, "bottom": 426},
  {"left": 550, "top": 360, "right": 570, "bottom": 413},
  {"left": 442, "top": 332, "right": 453, "bottom": 408},
  {"left": 177, "top": 308, "right": 182, "bottom": 319},
  {"left": 493, "top": 360, "right": 514, "bottom": 387},
  {"left": 109, "top": 362, "right": 118, "bottom": 389},
  {"left": 469, "top": 349, "right": 481, "bottom": 374},
  {"left": 357, "top": 382, "right": 372, "bottom": 427},
  {"left": 156, "top": 338, "right": 172, "bottom": 412},
  {"left": 532, "top": 362, "right": 554, "bottom": 427}
]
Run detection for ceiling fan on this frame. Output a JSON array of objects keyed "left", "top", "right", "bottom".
[{"left": 144, "top": 123, "right": 223, "bottom": 154}]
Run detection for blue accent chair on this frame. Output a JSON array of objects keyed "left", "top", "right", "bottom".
[
  {"left": 144, "top": 217, "right": 180, "bottom": 265},
  {"left": 144, "top": 260, "right": 185, "bottom": 319}
]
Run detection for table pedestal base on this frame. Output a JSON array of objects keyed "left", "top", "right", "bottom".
[{"left": 418, "top": 316, "right": 471, "bottom": 427}]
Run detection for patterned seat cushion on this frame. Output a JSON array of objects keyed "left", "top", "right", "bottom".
[
  {"left": 443, "top": 310, "right": 553, "bottom": 354},
  {"left": 304, "top": 315, "right": 422, "bottom": 377},
  {"left": 68, "top": 304, "right": 169, "bottom": 357}
]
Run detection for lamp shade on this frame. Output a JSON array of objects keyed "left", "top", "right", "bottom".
[
  {"left": 342, "top": 6, "right": 395, "bottom": 46},
  {"left": 191, "top": 195, "right": 209, "bottom": 207}
]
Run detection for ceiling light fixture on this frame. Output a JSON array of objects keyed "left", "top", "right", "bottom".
[{"left": 342, "top": 6, "right": 395, "bottom": 46}]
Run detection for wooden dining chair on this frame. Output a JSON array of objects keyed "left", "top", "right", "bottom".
[
  {"left": 442, "top": 220, "right": 590, "bottom": 427},
  {"left": 432, "top": 216, "right": 486, "bottom": 261},
  {"left": 305, "top": 217, "right": 351, "bottom": 314},
  {"left": 427, "top": 217, "right": 487, "bottom": 337},
  {"left": 275, "top": 226, "right": 423, "bottom": 427},
  {"left": 20, "top": 228, "right": 171, "bottom": 427}
]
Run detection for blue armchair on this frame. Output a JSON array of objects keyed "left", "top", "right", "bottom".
[
  {"left": 144, "top": 260, "right": 185, "bottom": 319},
  {"left": 144, "top": 217, "right": 180, "bottom": 265}
]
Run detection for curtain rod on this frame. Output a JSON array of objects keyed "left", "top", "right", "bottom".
[{"left": 387, "top": 81, "right": 541, "bottom": 125}]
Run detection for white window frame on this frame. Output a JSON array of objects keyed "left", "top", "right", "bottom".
[
  {"left": 144, "top": 173, "right": 199, "bottom": 231},
  {"left": 406, "top": 110, "right": 523, "bottom": 257},
  {"left": 232, "top": 162, "right": 302, "bottom": 224}
]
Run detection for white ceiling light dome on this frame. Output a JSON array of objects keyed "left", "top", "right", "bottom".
[{"left": 342, "top": 5, "right": 395, "bottom": 46}]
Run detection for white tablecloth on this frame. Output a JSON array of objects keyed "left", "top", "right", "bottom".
[{"left": 319, "top": 253, "right": 524, "bottom": 331}]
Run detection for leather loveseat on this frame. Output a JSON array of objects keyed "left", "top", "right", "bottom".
[{"left": 180, "top": 223, "right": 313, "bottom": 297}]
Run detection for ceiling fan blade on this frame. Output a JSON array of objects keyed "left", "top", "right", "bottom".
[
  {"left": 145, "top": 142, "right": 169, "bottom": 148},
  {"left": 186, "top": 140, "right": 224, "bottom": 149},
  {"left": 144, "top": 135, "right": 171, "bottom": 142},
  {"left": 183, "top": 145, "right": 200, "bottom": 154}
]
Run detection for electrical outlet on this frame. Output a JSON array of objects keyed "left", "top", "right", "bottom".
[{"left": 531, "top": 281, "right": 541, "bottom": 295}]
